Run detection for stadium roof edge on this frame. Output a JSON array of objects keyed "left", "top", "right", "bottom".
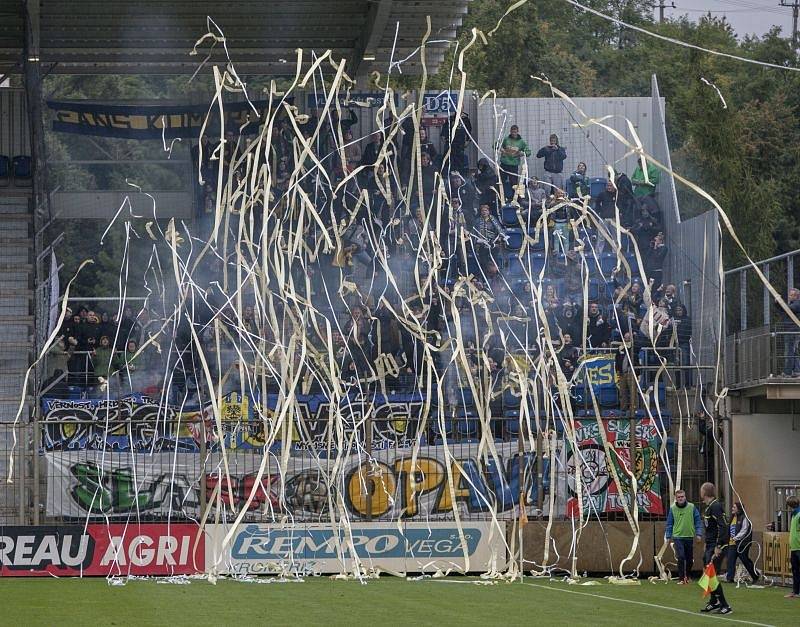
[{"left": 0, "top": 0, "right": 471, "bottom": 76}]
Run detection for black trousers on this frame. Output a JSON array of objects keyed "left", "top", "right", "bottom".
[
  {"left": 791, "top": 550, "right": 800, "bottom": 595},
  {"left": 704, "top": 544, "right": 729, "bottom": 607},
  {"left": 500, "top": 164, "right": 519, "bottom": 200},
  {"left": 726, "top": 543, "right": 759, "bottom": 581}
]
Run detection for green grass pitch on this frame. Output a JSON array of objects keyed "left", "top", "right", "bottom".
[{"left": 1, "top": 576, "right": 797, "bottom": 626}]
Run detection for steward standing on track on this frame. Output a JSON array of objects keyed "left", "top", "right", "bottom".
[{"left": 665, "top": 489, "right": 703, "bottom": 584}]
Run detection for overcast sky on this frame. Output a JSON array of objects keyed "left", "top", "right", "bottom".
[{"left": 661, "top": 0, "right": 795, "bottom": 38}]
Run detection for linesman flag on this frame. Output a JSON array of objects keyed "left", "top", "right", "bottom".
[{"left": 697, "top": 562, "right": 719, "bottom": 597}]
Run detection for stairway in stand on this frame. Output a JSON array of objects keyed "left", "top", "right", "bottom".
[{"left": 0, "top": 197, "right": 34, "bottom": 523}]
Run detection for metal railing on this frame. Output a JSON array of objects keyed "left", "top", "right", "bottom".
[{"left": 724, "top": 324, "right": 800, "bottom": 387}]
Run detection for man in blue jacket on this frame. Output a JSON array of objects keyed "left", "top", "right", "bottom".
[{"left": 665, "top": 488, "right": 703, "bottom": 584}]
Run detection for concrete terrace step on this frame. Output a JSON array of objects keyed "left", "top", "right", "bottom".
[
  {"left": 0, "top": 325, "right": 34, "bottom": 339},
  {"left": 0, "top": 316, "right": 33, "bottom": 325},
  {"left": 0, "top": 206, "right": 28, "bottom": 215},
  {"left": 0, "top": 263, "right": 32, "bottom": 272},
  {"left": 0, "top": 336, "right": 33, "bottom": 350}
]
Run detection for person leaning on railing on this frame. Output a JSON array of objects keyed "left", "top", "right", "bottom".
[
  {"left": 45, "top": 336, "right": 76, "bottom": 381},
  {"left": 782, "top": 288, "right": 800, "bottom": 377}
]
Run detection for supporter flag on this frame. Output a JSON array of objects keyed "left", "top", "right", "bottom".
[
  {"left": 47, "top": 252, "right": 60, "bottom": 337},
  {"left": 697, "top": 562, "right": 719, "bottom": 597}
]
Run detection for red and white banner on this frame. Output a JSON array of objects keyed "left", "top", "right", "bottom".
[{"left": 0, "top": 524, "right": 204, "bottom": 577}]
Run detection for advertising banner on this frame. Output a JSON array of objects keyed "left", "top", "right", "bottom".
[
  {"left": 207, "top": 522, "right": 505, "bottom": 575},
  {"left": 0, "top": 524, "right": 203, "bottom": 577},
  {"left": 45, "top": 442, "right": 556, "bottom": 521},
  {"left": 565, "top": 418, "right": 665, "bottom": 517}
]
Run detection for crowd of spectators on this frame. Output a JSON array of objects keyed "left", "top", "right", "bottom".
[{"left": 46, "top": 113, "right": 694, "bottom": 438}]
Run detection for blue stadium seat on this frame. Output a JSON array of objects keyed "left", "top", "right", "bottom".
[
  {"left": 600, "top": 253, "right": 617, "bottom": 276},
  {"left": 626, "top": 254, "right": 641, "bottom": 277},
  {"left": 503, "top": 410, "right": 520, "bottom": 436},
  {"left": 466, "top": 254, "right": 481, "bottom": 277},
  {"left": 650, "top": 381, "right": 667, "bottom": 408},
  {"left": 501, "top": 204, "right": 519, "bottom": 227},
  {"left": 455, "top": 413, "right": 479, "bottom": 437},
  {"left": 0, "top": 155, "right": 10, "bottom": 186},
  {"left": 12, "top": 155, "right": 32, "bottom": 182},
  {"left": 503, "top": 388, "right": 521, "bottom": 409},
  {"left": 598, "top": 384, "right": 618, "bottom": 408},
  {"left": 587, "top": 278, "right": 603, "bottom": 301},
  {"left": 431, "top": 414, "right": 453, "bottom": 438},
  {"left": 457, "top": 387, "right": 474, "bottom": 407},
  {"left": 505, "top": 255, "right": 525, "bottom": 279},
  {"left": 589, "top": 177, "right": 607, "bottom": 199},
  {"left": 530, "top": 252, "right": 546, "bottom": 276},
  {"left": 585, "top": 254, "right": 603, "bottom": 277},
  {"left": 528, "top": 231, "right": 547, "bottom": 252},
  {"left": 512, "top": 278, "right": 530, "bottom": 296},
  {"left": 505, "top": 228, "right": 524, "bottom": 251}
]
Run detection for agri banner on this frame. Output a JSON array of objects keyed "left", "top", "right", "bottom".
[
  {"left": 207, "top": 522, "right": 506, "bottom": 575},
  {"left": 41, "top": 391, "right": 426, "bottom": 453},
  {"left": 565, "top": 418, "right": 665, "bottom": 517},
  {"left": 0, "top": 524, "right": 203, "bottom": 577},
  {"left": 46, "top": 98, "right": 292, "bottom": 139},
  {"left": 45, "top": 442, "right": 563, "bottom": 521}
]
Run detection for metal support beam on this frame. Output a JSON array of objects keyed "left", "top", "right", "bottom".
[
  {"left": 740, "top": 270, "right": 747, "bottom": 332},
  {"left": 23, "top": 0, "right": 48, "bottom": 223},
  {"left": 764, "top": 264, "right": 771, "bottom": 326},
  {"left": 349, "top": 0, "right": 394, "bottom": 78}
]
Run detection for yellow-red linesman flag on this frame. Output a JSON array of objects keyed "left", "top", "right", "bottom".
[{"left": 697, "top": 562, "right": 719, "bottom": 597}]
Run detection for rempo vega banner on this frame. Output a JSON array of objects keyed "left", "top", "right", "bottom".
[{"left": 207, "top": 522, "right": 506, "bottom": 575}]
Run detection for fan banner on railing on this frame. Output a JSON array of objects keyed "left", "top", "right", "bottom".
[
  {"left": 40, "top": 392, "right": 433, "bottom": 452},
  {"left": 44, "top": 442, "right": 564, "bottom": 521},
  {"left": 565, "top": 418, "right": 665, "bottom": 516},
  {"left": 46, "top": 98, "right": 293, "bottom": 139},
  {"left": 574, "top": 353, "right": 618, "bottom": 405}
]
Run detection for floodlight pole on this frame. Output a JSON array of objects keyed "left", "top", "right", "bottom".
[
  {"left": 781, "top": 0, "right": 800, "bottom": 52},
  {"left": 653, "top": 1, "right": 675, "bottom": 24}
]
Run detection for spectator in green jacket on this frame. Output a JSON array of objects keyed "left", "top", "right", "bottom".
[
  {"left": 787, "top": 495, "right": 800, "bottom": 598},
  {"left": 91, "top": 335, "right": 115, "bottom": 381},
  {"left": 631, "top": 159, "right": 660, "bottom": 197},
  {"left": 115, "top": 339, "right": 142, "bottom": 393},
  {"left": 499, "top": 125, "right": 530, "bottom": 201}
]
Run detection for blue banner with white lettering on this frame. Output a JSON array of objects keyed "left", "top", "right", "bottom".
[{"left": 574, "top": 353, "right": 618, "bottom": 407}]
